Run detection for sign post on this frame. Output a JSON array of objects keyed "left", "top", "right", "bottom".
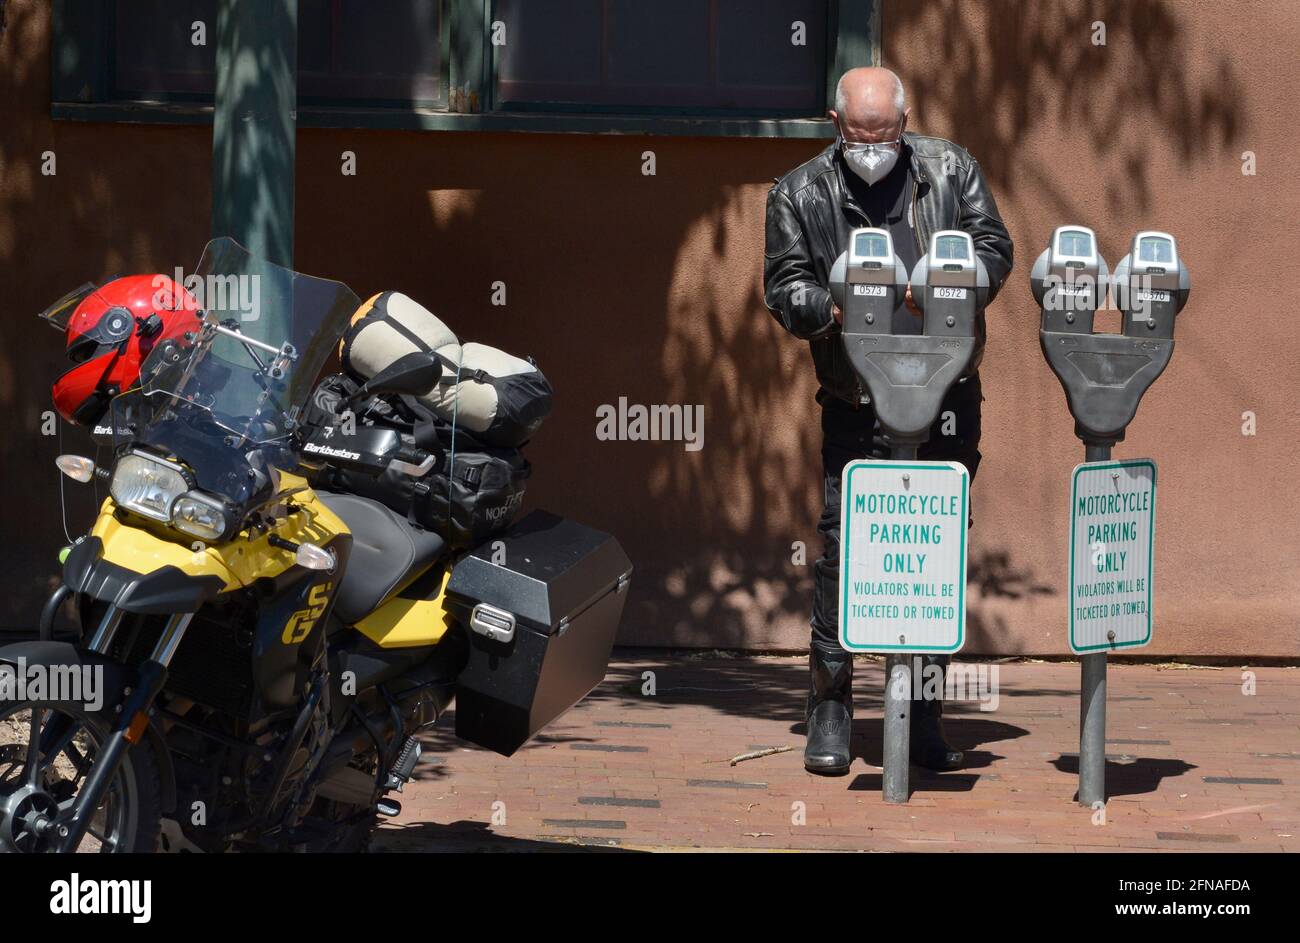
[
  {"left": 841, "top": 459, "right": 969, "bottom": 803},
  {"left": 1031, "top": 227, "right": 1189, "bottom": 806}
]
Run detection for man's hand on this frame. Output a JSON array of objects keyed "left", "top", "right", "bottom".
[
  {"left": 832, "top": 303, "right": 844, "bottom": 325},
  {"left": 904, "top": 285, "right": 922, "bottom": 317}
]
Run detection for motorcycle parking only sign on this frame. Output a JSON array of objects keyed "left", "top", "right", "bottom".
[
  {"left": 1069, "top": 459, "right": 1157, "bottom": 653},
  {"left": 839, "top": 461, "right": 968, "bottom": 653}
]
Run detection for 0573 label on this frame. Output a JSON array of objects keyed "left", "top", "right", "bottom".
[{"left": 852, "top": 284, "right": 887, "bottom": 296}]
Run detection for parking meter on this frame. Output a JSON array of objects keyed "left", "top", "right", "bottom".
[
  {"left": 910, "top": 230, "right": 990, "bottom": 338},
  {"left": 829, "top": 227, "right": 909, "bottom": 336},
  {"left": 1031, "top": 226, "right": 1190, "bottom": 809},
  {"left": 1034, "top": 227, "right": 1189, "bottom": 447},
  {"left": 836, "top": 228, "right": 986, "bottom": 449},
  {"left": 1112, "top": 231, "right": 1190, "bottom": 340},
  {"left": 833, "top": 228, "right": 991, "bottom": 806},
  {"left": 1030, "top": 225, "right": 1108, "bottom": 334}
]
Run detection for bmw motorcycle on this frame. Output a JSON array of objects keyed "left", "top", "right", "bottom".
[{"left": 0, "top": 239, "right": 630, "bottom": 852}]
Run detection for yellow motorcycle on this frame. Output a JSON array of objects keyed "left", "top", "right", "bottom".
[{"left": 0, "top": 239, "right": 630, "bottom": 852}]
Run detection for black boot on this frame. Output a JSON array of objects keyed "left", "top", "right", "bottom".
[
  {"left": 911, "top": 655, "right": 963, "bottom": 771},
  {"left": 804, "top": 643, "right": 853, "bottom": 775}
]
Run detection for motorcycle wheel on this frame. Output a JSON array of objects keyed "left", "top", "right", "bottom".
[
  {"left": 309, "top": 804, "right": 377, "bottom": 853},
  {"left": 301, "top": 748, "right": 381, "bottom": 853},
  {"left": 0, "top": 702, "right": 162, "bottom": 853}
]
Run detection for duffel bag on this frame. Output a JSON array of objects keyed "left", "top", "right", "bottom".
[
  {"left": 318, "top": 445, "right": 529, "bottom": 551},
  {"left": 411, "top": 443, "right": 531, "bottom": 550}
]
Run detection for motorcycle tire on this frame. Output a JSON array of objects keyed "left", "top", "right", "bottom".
[{"left": 0, "top": 700, "right": 163, "bottom": 853}]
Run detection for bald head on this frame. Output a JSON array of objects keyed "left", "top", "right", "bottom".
[{"left": 831, "top": 67, "right": 908, "bottom": 144}]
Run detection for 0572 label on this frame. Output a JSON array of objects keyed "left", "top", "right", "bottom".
[{"left": 934, "top": 287, "right": 968, "bottom": 300}]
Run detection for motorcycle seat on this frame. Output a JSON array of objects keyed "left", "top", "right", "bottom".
[{"left": 315, "top": 491, "right": 446, "bottom": 624}]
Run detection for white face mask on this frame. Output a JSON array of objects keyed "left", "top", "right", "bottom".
[{"left": 843, "top": 142, "right": 900, "bottom": 186}]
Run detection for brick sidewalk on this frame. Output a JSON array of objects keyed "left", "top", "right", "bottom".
[{"left": 371, "top": 655, "right": 1300, "bottom": 853}]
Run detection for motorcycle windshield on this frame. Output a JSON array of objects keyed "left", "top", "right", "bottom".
[{"left": 135, "top": 238, "right": 360, "bottom": 449}]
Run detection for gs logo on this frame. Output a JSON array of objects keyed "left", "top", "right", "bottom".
[{"left": 282, "top": 582, "right": 333, "bottom": 644}]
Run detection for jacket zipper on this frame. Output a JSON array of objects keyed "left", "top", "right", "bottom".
[{"left": 912, "top": 174, "right": 926, "bottom": 253}]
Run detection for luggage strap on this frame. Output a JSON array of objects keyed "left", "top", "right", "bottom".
[{"left": 354, "top": 313, "right": 492, "bottom": 385}]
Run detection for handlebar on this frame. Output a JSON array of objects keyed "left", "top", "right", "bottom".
[
  {"left": 390, "top": 445, "right": 436, "bottom": 478},
  {"left": 395, "top": 445, "right": 428, "bottom": 465}
]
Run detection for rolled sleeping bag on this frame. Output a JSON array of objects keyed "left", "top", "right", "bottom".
[
  {"left": 341, "top": 291, "right": 553, "bottom": 447},
  {"left": 341, "top": 290, "right": 460, "bottom": 376},
  {"left": 416, "top": 342, "right": 552, "bottom": 447}
]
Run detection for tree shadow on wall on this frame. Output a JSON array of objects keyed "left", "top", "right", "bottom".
[
  {"left": 888, "top": 0, "right": 1243, "bottom": 217},
  {"left": 969, "top": 548, "right": 1056, "bottom": 601},
  {"left": 965, "top": 547, "right": 1058, "bottom": 652}
]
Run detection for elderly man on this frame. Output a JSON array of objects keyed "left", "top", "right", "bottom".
[{"left": 764, "top": 67, "right": 1013, "bottom": 775}]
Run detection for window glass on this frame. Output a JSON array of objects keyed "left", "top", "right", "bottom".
[
  {"left": 495, "top": 0, "right": 828, "bottom": 113},
  {"left": 112, "top": 0, "right": 444, "bottom": 105}
]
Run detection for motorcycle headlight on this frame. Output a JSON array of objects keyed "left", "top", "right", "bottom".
[
  {"left": 172, "top": 492, "right": 229, "bottom": 542},
  {"left": 110, "top": 453, "right": 189, "bottom": 522}
]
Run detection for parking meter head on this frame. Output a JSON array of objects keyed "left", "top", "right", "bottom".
[
  {"left": 1111, "top": 231, "right": 1189, "bottom": 339},
  {"left": 909, "top": 230, "right": 989, "bottom": 336},
  {"left": 838, "top": 229, "right": 981, "bottom": 447},
  {"left": 1036, "top": 227, "right": 1179, "bottom": 446},
  {"left": 832, "top": 227, "right": 909, "bottom": 335},
  {"left": 1031, "top": 225, "right": 1109, "bottom": 334}
]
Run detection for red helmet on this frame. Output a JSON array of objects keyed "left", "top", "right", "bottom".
[{"left": 46, "top": 275, "right": 200, "bottom": 425}]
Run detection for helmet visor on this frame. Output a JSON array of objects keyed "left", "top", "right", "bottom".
[{"left": 38, "top": 283, "right": 98, "bottom": 332}]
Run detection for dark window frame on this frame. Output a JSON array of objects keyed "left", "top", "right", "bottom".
[{"left": 51, "top": 0, "right": 880, "bottom": 139}]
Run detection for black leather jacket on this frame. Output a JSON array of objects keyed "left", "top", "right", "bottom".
[{"left": 763, "top": 133, "right": 1014, "bottom": 404}]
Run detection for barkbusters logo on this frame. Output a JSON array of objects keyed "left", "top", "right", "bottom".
[
  {"left": 50, "top": 873, "right": 151, "bottom": 924},
  {"left": 303, "top": 441, "right": 362, "bottom": 461}
]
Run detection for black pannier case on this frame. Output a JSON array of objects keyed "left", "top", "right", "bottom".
[{"left": 445, "top": 510, "right": 632, "bottom": 756}]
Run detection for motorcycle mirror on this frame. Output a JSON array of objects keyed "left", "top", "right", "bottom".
[
  {"left": 55, "top": 454, "right": 97, "bottom": 483},
  {"left": 361, "top": 351, "right": 441, "bottom": 398},
  {"left": 295, "top": 542, "right": 336, "bottom": 572}
]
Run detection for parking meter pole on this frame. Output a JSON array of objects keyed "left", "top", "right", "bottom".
[
  {"left": 1079, "top": 440, "right": 1112, "bottom": 806},
  {"left": 883, "top": 654, "right": 912, "bottom": 803},
  {"left": 882, "top": 441, "right": 919, "bottom": 804}
]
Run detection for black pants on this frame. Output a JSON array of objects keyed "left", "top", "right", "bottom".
[{"left": 810, "top": 376, "right": 983, "bottom": 649}]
